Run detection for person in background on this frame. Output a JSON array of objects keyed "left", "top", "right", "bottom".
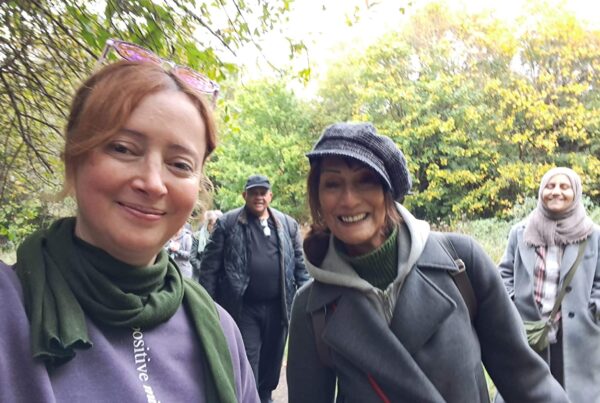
[
  {"left": 191, "top": 209, "right": 222, "bottom": 280},
  {"left": 286, "top": 122, "right": 568, "bottom": 403},
  {"left": 167, "top": 223, "right": 195, "bottom": 278},
  {"left": 0, "top": 38, "right": 258, "bottom": 403},
  {"left": 498, "top": 167, "right": 599, "bottom": 402},
  {"left": 200, "top": 174, "right": 310, "bottom": 403}
]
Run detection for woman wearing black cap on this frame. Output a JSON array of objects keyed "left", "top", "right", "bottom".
[{"left": 286, "top": 122, "right": 568, "bottom": 403}]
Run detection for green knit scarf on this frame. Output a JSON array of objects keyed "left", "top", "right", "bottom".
[
  {"left": 338, "top": 228, "right": 399, "bottom": 290},
  {"left": 15, "top": 218, "right": 236, "bottom": 403}
]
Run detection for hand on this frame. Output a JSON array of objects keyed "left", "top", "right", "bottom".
[{"left": 169, "top": 241, "right": 180, "bottom": 252}]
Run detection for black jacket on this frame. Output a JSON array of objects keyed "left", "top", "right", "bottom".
[{"left": 199, "top": 206, "right": 310, "bottom": 323}]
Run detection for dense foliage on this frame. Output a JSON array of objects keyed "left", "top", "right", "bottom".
[
  {"left": 207, "top": 80, "right": 319, "bottom": 222},
  {"left": 0, "top": 0, "right": 296, "bottom": 244},
  {"left": 1, "top": 0, "right": 598, "bottom": 247},
  {"left": 317, "top": 3, "right": 600, "bottom": 220}
]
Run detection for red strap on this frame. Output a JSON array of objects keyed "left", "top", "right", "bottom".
[{"left": 367, "top": 373, "right": 391, "bottom": 403}]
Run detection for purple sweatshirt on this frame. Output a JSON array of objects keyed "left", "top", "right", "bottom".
[{"left": 0, "top": 262, "right": 260, "bottom": 403}]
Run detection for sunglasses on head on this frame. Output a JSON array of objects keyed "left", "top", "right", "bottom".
[{"left": 97, "top": 38, "right": 220, "bottom": 104}]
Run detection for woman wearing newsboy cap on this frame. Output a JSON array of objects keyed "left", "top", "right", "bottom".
[{"left": 286, "top": 123, "right": 568, "bottom": 402}]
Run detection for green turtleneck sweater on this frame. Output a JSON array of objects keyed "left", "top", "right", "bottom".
[{"left": 337, "top": 228, "right": 399, "bottom": 290}]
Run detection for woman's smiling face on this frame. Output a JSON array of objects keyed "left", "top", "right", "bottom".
[
  {"left": 318, "top": 156, "right": 387, "bottom": 256},
  {"left": 73, "top": 90, "right": 206, "bottom": 266},
  {"left": 542, "top": 173, "right": 575, "bottom": 214}
]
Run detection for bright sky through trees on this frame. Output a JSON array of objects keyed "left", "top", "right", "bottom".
[{"left": 236, "top": 0, "right": 600, "bottom": 92}]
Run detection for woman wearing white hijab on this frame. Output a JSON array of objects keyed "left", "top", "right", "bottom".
[{"left": 499, "top": 167, "right": 599, "bottom": 402}]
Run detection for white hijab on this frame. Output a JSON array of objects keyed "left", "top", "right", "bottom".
[{"left": 524, "top": 167, "right": 594, "bottom": 246}]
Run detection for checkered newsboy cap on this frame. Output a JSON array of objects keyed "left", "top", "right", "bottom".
[{"left": 306, "top": 122, "right": 412, "bottom": 200}]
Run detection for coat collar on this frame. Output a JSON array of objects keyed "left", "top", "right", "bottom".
[
  {"left": 305, "top": 233, "right": 461, "bottom": 371},
  {"left": 516, "top": 229, "right": 537, "bottom": 276},
  {"left": 305, "top": 266, "right": 451, "bottom": 401},
  {"left": 237, "top": 206, "right": 281, "bottom": 228},
  {"left": 559, "top": 243, "right": 581, "bottom": 278},
  {"left": 415, "top": 233, "right": 462, "bottom": 272},
  {"left": 306, "top": 232, "right": 461, "bottom": 312},
  {"left": 306, "top": 203, "right": 436, "bottom": 291},
  {"left": 516, "top": 227, "right": 582, "bottom": 280}
]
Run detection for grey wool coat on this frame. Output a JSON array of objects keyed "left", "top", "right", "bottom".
[
  {"left": 499, "top": 222, "right": 600, "bottom": 403},
  {"left": 287, "top": 205, "right": 567, "bottom": 403}
]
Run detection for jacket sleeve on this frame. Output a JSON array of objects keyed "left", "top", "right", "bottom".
[
  {"left": 589, "top": 228, "right": 600, "bottom": 321},
  {"left": 288, "top": 217, "right": 310, "bottom": 288},
  {"left": 174, "top": 233, "right": 193, "bottom": 260},
  {"left": 497, "top": 225, "right": 520, "bottom": 299},
  {"left": 189, "top": 236, "right": 201, "bottom": 281},
  {"left": 0, "top": 263, "right": 54, "bottom": 402},
  {"left": 198, "top": 217, "right": 226, "bottom": 298},
  {"left": 449, "top": 234, "right": 568, "bottom": 403},
  {"left": 287, "top": 283, "right": 336, "bottom": 403}
]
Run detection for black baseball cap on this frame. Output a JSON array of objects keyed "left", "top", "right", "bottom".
[{"left": 244, "top": 174, "right": 271, "bottom": 190}]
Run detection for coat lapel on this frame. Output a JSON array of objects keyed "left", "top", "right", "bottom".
[
  {"left": 303, "top": 234, "right": 459, "bottom": 401},
  {"left": 559, "top": 243, "right": 579, "bottom": 280},
  {"left": 308, "top": 264, "right": 455, "bottom": 398},
  {"left": 516, "top": 229, "right": 537, "bottom": 276},
  {"left": 320, "top": 287, "right": 442, "bottom": 397},
  {"left": 390, "top": 269, "right": 456, "bottom": 354}
]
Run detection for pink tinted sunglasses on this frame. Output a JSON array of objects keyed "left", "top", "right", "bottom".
[{"left": 97, "top": 38, "right": 220, "bottom": 104}]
